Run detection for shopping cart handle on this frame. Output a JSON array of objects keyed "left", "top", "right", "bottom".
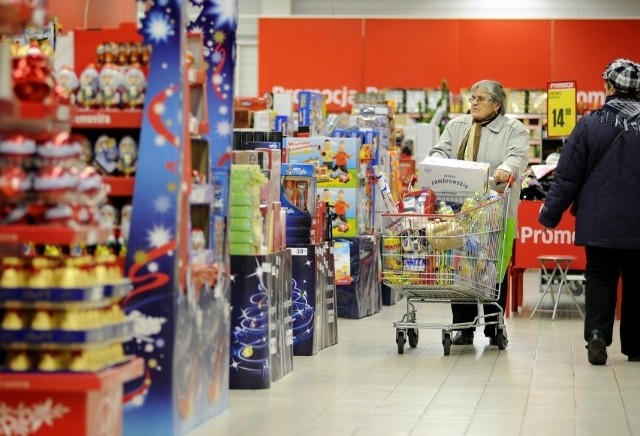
[{"left": 489, "top": 176, "right": 514, "bottom": 193}]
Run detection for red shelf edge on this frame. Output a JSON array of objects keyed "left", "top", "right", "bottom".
[
  {"left": 104, "top": 176, "right": 135, "bottom": 197},
  {"left": 0, "top": 225, "right": 110, "bottom": 245},
  {"left": 71, "top": 108, "right": 143, "bottom": 129},
  {"left": 0, "top": 357, "right": 144, "bottom": 392}
]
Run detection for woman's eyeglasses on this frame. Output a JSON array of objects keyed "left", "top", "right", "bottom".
[{"left": 468, "top": 95, "right": 492, "bottom": 104}]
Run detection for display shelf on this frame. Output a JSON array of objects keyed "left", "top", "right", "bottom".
[
  {"left": 103, "top": 176, "right": 135, "bottom": 196},
  {"left": 0, "top": 356, "right": 143, "bottom": 390},
  {"left": 189, "top": 68, "right": 206, "bottom": 86},
  {"left": 0, "top": 357, "right": 143, "bottom": 436},
  {"left": 189, "top": 184, "right": 213, "bottom": 205},
  {"left": 0, "top": 225, "right": 109, "bottom": 246},
  {"left": 0, "top": 100, "right": 70, "bottom": 132},
  {"left": 71, "top": 108, "right": 143, "bottom": 129}
]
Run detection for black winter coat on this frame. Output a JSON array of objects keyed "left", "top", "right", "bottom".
[{"left": 538, "top": 96, "right": 640, "bottom": 249}]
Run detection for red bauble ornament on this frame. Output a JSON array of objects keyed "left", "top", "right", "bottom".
[
  {"left": 12, "top": 43, "right": 54, "bottom": 102},
  {"left": 0, "top": 134, "right": 37, "bottom": 162},
  {"left": 33, "top": 165, "right": 78, "bottom": 204},
  {"left": 0, "top": 165, "right": 31, "bottom": 202},
  {"left": 37, "top": 131, "right": 81, "bottom": 161}
]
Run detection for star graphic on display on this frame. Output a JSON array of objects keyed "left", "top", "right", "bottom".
[
  {"left": 146, "top": 12, "right": 172, "bottom": 43},
  {"left": 155, "top": 135, "right": 167, "bottom": 146},
  {"left": 247, "top": 261, "right": 265, "bottom": 280},
  {"left": 305, "top": 260, "right": 312, "bottom": 267},
  {"left": 216, "top": 120, "right": 231, "bottom": 136},
  {"left": 219, "top": 105, "right": 228, "bottom": 115},
  {"left": 134, "top": 250, "right": 149, "bottom": 265},
  {"left": 154, "top": 195, "right": 171, "bottom": 213},
  {"left": 238, "top": 307, "right": 252, "bottom": 321},
  {"left": 213, "top": 30, "right": 225, "bottom": 44},
  {"left": 208, "top": 0, "right": 237, "bottom": 27},
  {"left": 229, "top": 274, "right": 236, "bottom": 282},
  {"left": 146, "top": 225, "right": 172, "bottom": 248},
  {"left": 230, "top": 360, "right": 239, "bottom": 370}
]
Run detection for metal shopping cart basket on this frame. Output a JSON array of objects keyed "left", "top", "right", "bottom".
[{"left": 381, "top": 187, "right": 510, "bottom": 355}]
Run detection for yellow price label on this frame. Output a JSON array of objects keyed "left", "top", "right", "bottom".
[{"left": 547, "top": 81, "right": 577, "bottom": 138}]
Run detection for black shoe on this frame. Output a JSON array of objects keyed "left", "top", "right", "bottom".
[
  {"left": 452, "top": 331, "right": 474, "bottom": 345},
  {"left": 586, "top": 330, "right": 607, "bottom": 365}
]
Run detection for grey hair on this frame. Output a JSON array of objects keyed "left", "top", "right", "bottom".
[{"left": 471, "top": 80, "right": 507, "bottom": 115}]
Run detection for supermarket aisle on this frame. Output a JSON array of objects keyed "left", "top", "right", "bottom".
[{"left": 188, "top": 276, "right": 640, "bottom": 436}]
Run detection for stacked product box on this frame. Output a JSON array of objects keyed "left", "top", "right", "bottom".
[
  {"left": 298, "top": 91, "right": 325, "bottom": 137},
  {"left": 228, "top": 164, "right": 267, "bottom": 255},
  {"left": 284, "top": 136, "right": 363, "bottom": 238},
  {"left": 416, "top": 156, "right": 490, "bottom": 197}
]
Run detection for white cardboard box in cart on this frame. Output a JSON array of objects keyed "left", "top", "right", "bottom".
[{"left": 417, "top": 156, "right": 490, "bottom": 195}]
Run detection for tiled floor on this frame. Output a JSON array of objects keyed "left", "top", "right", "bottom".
[{"left": 188, "top": 271, "right": 640, "bottom": 436}]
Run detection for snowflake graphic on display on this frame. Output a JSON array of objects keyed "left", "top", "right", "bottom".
[
  {"left": 0, "top": 399, "right": 69, "bottom": 436},
  {"left": 216, "top": 120, "right": 231, "bottom": 136},
  {"left": 207, "top": 0, "right": 237, "bottom": 27},
  {"left": 153, "top": 195, "right": 171, "bottom": 213},
  {"left": 145, "top": 12, "right": 172, "bottom": 43},
  {"left": 146, "top": 225, "right": 172, "bottom": 248}
]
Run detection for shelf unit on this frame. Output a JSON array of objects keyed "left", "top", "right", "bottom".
[
  {"left": 0, "top": 7, "right": 144, "bottom": 435},
  {"left": 70, "top": 107, "right": 141, "bottom": 199},
  {"left": 506, "top": 113, "right": 544, "bottom": 164}
]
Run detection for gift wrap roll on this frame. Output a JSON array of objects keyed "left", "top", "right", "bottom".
[{"left": 382, "top": 237, "right": 402, "bottom": 271}]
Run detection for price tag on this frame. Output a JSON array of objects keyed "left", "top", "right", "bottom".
[
  {"left": 547, "top": 81, "right": 577, "bottom": 138},
  {"left": 289, "top": 247, "right": 307, "bottom": 256}
]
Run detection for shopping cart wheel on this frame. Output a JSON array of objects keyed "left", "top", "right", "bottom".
[
  {"left": 408, "top": 328, "right": 419, "bottom": 348},
  {"left": 495, "top": 329, "right": 508, "bottom": 350},
  {"left": 396, "top": 330, "right": 406, "bottom": 354},
  {"left": 442, "top": 331, "right": 452, "bottom": 356},
  {"left": 569, "top": 282, "right": 584, "bottom": 296}
]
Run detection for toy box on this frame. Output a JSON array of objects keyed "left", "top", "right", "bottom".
[
  {"left": 417, "top": 156, "right": 490, "bottom": 196},
  {"left": 297, "top": 91, "right": 325, "bottom": 136},
  {"left": 280, "top": 163, "right": 317, "bottom": 245}
]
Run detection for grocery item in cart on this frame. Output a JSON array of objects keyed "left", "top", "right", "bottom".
[{"left": 425, "top": 219, "right": 464, "bottom": 251}]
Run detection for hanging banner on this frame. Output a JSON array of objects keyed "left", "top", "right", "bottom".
[{"left": 547, "top": 81, "right": 577, "bottom": 138}]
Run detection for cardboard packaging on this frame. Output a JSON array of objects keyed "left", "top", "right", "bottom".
[{"left": 417, "top": 156, "right": 490, "bottom": 196}]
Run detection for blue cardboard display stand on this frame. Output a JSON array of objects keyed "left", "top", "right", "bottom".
[
  {"left": 122, "top": 1, "right": 237, "bottom": 434},
  {"left": 229, "top": 250, "right": 293, "bottom": 389},
  {"left": 290, "top": 241, "right": 338, "bottom": 356}
]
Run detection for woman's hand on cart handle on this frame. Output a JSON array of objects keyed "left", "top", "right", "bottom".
[{"left": 492, "top": 169, "right": 512, "bottom": 185}]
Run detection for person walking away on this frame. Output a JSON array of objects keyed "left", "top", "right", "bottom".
[{"left": 538, "top": 58, "right": 640, "bottom": 365}]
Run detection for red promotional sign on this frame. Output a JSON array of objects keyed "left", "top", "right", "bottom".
[
  {"left": 514, "top": 200, "right": 585, "bottom": 270},
  {"left": 259, "top": 18, "right": 640, "bottom": 112}
]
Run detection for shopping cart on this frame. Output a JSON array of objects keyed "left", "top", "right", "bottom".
[{"left": 380, "top": 186, "right": 510, "bottom": 355}]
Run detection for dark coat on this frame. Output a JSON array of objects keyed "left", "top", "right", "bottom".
[{"left": 538, "top": 96, "right": 640, "bottom": 249}]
